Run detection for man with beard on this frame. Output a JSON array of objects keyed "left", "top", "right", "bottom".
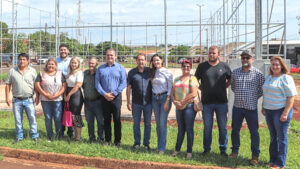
[
  {"left": 56, "top": 44, "right": 73, "bottom": 139},
  {"left": 195, "top": 46, "right": 231, "bottom": 157},
  {"left": 229, "top": 51, "right": 265, "bottom": 165}
]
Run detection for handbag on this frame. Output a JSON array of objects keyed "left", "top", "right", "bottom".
[
  {"left": 62, "top": 102, "right": 73, "bottom": 127},
  {"left": 193, "top": 89, "right": 203, "bottom": 112}
]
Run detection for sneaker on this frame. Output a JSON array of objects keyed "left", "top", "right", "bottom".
[
  {"left": 13, "top": 138, "right": 22, "bottom": 144},
  {"left": 229, "top": 152, "right": 238, "bottom": 158},
  {"left": 186, "top": 153, "right": 192, "bottom": 159},
  {"left": 158, "top": 151, "right": 164, "bottom": 155},
  {"left": 115, "top": 142, "right": 121, "bottom": 147},
  {"left": 171, "top": 151, "right": 179, "bottom": 157},
  {"left": 144, "top": 145, "right": 151, "bottom": 151},
  {"left": 250, "top": 156, "right": 259, "bottom": 165},
  {"left": 32, "top": 138, "right": 39, "bottom": 143},
  {"left": 47, "top": 139, "right": 52, "bottom": 143},
  {"left": 220, "top": 152, "right": 228, "bottom": 157},
  {"left": 132, "top": 144, "right": 140, "bottom": 149}
]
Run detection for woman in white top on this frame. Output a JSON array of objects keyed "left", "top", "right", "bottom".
[
  {"left": 150, "top": 54, "right": 173, "bottom": 154},
  {"left": 65, "top": 56, "right": 84, "bottom": 141},
  {"left": 35, "top": 58, "right": 66, "bottom": 141}
]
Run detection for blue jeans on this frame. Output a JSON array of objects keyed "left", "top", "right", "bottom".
[
  {"left": 152, "top": 93, "right": 171, "bottom": 151},
  {"left": 84, "top": 99, "right": 104, "bottom": 142},
  {"left": 231, "top": 107, "right": 260, "bottom": 157},
  {"left": 132, "top": 103, "right": 152, "bottom": 146},
  {"left": 41, "top": 101, "right": 63, "bottom": 139},
  {"left": 12, "top": 98, "right": 39, "bottom": 139},
  {"left": 175, "top": 103, "right": 196, "bottom": 153},
  {"left": 202, "top": 103, "right": 228, "bottom": 153},
  {"left": 265, "top": 107, "right": 293, "bottom": 168}
]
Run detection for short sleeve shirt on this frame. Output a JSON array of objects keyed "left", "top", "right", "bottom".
[
  {"left": 263, "top": 74, "right": 298, "bottom": 110},
  {"left": 35, "top": 71, "right": 66, "bottom": 101},
  {"left": 195, "top": 61, "right": 231, "bottom": 104},
  {"left": 5, "top": 66, "right": 37, "bottom": 97},
  {"left": 173, "top": 75, "right": 199, "bottom": 108},
  {"left": 57, "top": 57, "right": 71, "bottom": 77},
  {"left": 66, "top": 71, "right": 84, "bottom": 87},
  {"left": 127, "top": 67, "right": 152, "bottom": 105}
]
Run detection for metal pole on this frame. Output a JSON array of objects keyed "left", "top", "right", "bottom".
[
  {"left": 146, "top": 22, "right": 148, "bottom": 62},
  {"left": 110, "top": 0, "right": 112, "bottom": 48},
  {"left": 12, "top": 0, "right": 15, "bottom": 67},
  {"left": 283, "top": 0, "right": 286, "bottom": 59},
  {"left": 55, "top": 0, "right": 59, "bottom": 57},
  {"left": 255, "top": 0, "right": 262, "bottom": 59},
  {"left": 164, "top": 0, "right": 168, "bottom": 67},
  {"left": 1, "top": 0, "right": 2, "bottom": 81},
  {"left": 223, "top": 0, "right": 226, "bottom": 61}
]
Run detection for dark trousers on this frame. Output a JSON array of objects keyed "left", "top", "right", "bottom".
[{"left": 101, "top": 94, "right": 122, "bottom": 143}]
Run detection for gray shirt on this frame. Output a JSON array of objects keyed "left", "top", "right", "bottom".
[{"left": 5, "top": 66, "right": 37, "bottom": 97}]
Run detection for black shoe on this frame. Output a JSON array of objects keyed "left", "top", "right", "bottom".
[
  {"left": 13, "top": 138, "right": 22, "bottom": 144},
  {"left": 144, "top": 145, "right": 151, "bottom": 151},
  {"left": 201, "top": 150, "right": 210, "bottom": 155},
  {"left": 115, "top": 142, "right": 121, "bottom": 147},
  {"left": 220, "top": 152, "right": 228, "bottom": 157},
  {"left": 33, "top": 138, "right": 39, "bottom": 143},
  {"left": 132, "top": 144, "right": 140, "bottom": 149}
]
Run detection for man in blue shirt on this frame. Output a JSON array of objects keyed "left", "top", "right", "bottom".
[
  {"left": 96, "top": 48, "right": 127, "bottom": 146},
  {"left": 126, "top": 53, "right": 152, "bottom": 150},
  {"left": 56, "top": 44, "right": 73, "bottom": 139}
]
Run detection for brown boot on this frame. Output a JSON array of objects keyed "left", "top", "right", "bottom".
[{"left": 250, "top": 156, "right": 259, "bottom": 165}]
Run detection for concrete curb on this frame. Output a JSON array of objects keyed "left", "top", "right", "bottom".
[{"left": 0, "top": 146, "right": 230, "bottom": 169}]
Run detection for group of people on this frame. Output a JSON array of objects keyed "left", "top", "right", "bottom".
[{"left": 4, "top": 44, "right": 297, "bottom": 169}]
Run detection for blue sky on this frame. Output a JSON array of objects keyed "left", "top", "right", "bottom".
[{"left": 2, "top": 0, "right": 300, "bottom": 46}]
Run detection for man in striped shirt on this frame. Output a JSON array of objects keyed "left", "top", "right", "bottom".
[{"left": 229, "top": 51, "right": 265, "bottom": 165}]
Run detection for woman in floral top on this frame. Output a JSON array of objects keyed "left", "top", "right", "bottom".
[
  {"left": 35, "top": 57, "right": 66, "bottom": 141},
  {"left": 170, "top": 59, "right": 199, "bottom": 159}
]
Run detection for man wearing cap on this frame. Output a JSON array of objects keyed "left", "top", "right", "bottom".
[{"left": 229, "top": 51, "right": 265, "bottom": 165}]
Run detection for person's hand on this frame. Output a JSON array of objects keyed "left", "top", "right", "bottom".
[
  {"left": 6, "top": 98, "right": 11, "bottom": 107},
  {"left": 104, "top": 92, "right": 115, "bottom": 101},
  {"left": 173, "top": 100, "right": 184, "bottom": 110},
  {"left": 64, "top": 94, "right": 70, "bottom": 102},
  {"left": 127, "top": 102, "right": 132, "bottom": 111},
  {"left": 163, "top": 100, "right": 170, "bottom": 112},
  {"left": 35, "top": 97, "right": 40, "bottom": 105},
  {"left": 280, "top": 114, "right": 288, "bottom": 122},
  {"left": 261, "top": 108, "right": 266, "bottom": 116}
]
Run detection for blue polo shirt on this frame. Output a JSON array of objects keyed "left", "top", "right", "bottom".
[
  {"left": 95, "top": 62, "right": 127, "bottom": 96},
  {"left": 128, "top": 67, "right": 152, "bottom": 105}
]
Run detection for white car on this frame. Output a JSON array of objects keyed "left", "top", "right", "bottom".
[{"left": 37, "top": 56, "right": 50, "bottom": 64}]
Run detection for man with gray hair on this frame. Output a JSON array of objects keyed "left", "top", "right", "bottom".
[{"left": 82, "top": 57, "right": 104, "bottom": 143}]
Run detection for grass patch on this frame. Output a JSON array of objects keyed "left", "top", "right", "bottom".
[
  {"left": 0, "top": 154, "right": 3, "bottom": 161},
  {"left": 0, "top": 111, "right": 299, "bottom": 168}
]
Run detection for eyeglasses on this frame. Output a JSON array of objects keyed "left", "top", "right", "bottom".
[{"left": 241, "top": 56, "right": 251, "bottom": 60}]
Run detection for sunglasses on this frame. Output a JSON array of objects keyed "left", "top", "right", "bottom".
[
  {"left": 241, "top": 56, "right": 251, "bottom": 60},
  {"left": 182, "top": 66, "right": 191, "bottom": 69}
]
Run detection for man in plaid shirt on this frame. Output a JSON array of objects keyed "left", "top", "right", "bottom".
[{"left": 229, "top": 51, "right": 265, "bottom": 165}]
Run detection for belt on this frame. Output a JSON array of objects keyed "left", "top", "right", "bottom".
[
  {"left": 153, "top": 91, "right": 167, "bottom": 97},
  {"left": 13, "top": 96, "right": 33, "bottom": 100}
]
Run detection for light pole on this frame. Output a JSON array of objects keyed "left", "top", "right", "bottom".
[
  {"left": 110, "top": 0, "right": 112, "bottom": 48},
  {"left": 164, "top": 0, "right": 168, "bottom": 67},
  {"left": 197, "top": 4, "right": 203, "bottom": 63}
]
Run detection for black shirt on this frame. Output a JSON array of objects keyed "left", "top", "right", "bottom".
[
  {"left": 195, "top": 61, "right": 231, "bottom": 104},
  {"left": 127, "top": 67, "right": 152, "bottom": 105}
]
